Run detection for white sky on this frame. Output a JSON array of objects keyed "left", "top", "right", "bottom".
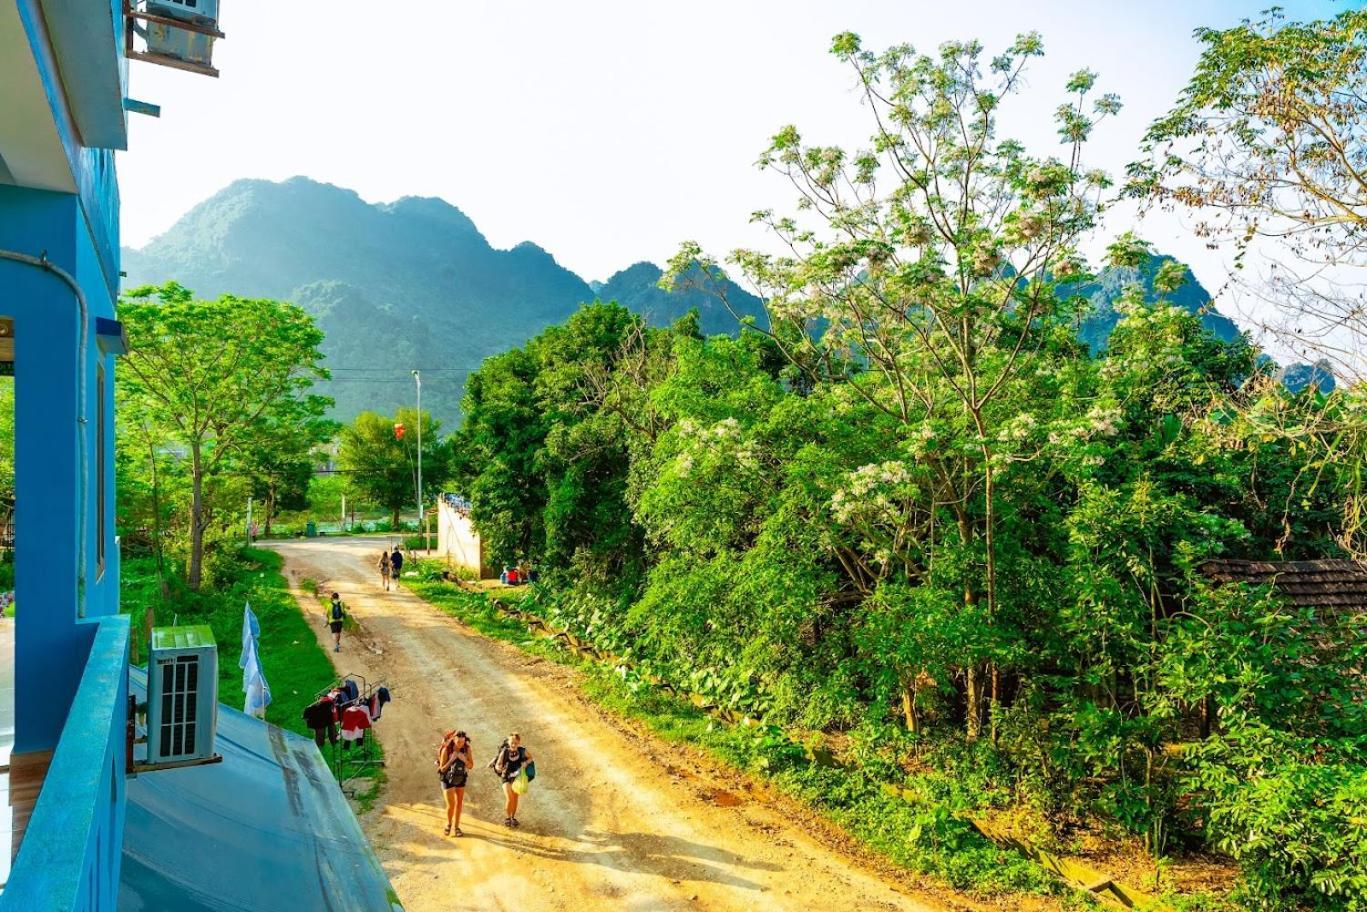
[{"left": 119, "top": 0, "right": 1340, "bottom": 307}]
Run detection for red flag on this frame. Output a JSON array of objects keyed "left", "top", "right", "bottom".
[{"left": 394, "top": 422, "right": 405, "bottom": 440}]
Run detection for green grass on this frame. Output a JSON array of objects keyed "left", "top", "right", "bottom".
[
  {"left": 404, "top": 562, "right": 1062, "bottom": 899},
  {"left": 122, "top": 549, "right": 384, "bottom": 806},
  {"left": 123, "top": 549, "right": 336, "bottom": 736}
]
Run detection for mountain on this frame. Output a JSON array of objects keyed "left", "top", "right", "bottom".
[
  {"left": 1072, "top": 253, "right": 1243, "bottom": 352},
  {"left": 596, "top": 261, "right": 766, "bottom": 335},
  {"left": 1278, "top": 359, "right": 1336, "bottom": 394},
  {"left": 122, "top": 178, "right": 597, "bottom": 423},
  {"left": 123, "top": 178, "right": 1328, "bottom": 425},
  {"left": 1071, "top": 254, "right": 1334, "bottom": 391},
  {"left": 122, "top": 178, "right": 777, "bottom": 424}
]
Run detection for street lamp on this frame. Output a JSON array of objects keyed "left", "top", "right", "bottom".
[{"left": 413, "top": 370, "right": 423, "bottom": 550}]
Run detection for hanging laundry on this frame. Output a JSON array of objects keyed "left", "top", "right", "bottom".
[
  {"left": 340, "top": 704, "right": 372, "bottom": 742},
  {"left": 368, "top": 686, "right": 392, "bottom": 720},
  {"left": 302, "top": 698, "right": 338, "bottom": 747},
  {"left": 341, "top": 679, "right": 360, "bottom": 704}
]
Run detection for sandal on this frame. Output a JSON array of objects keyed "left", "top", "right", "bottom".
[
  {"left": 453, "top": 827, "right": 463, "bottom": 837},
  {"left": 443, "top": 824, "right": 451, "bottom": 836}
]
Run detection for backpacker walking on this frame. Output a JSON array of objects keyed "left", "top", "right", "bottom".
[
  {"left": 326, "top": 591, "right": 346, "bottom": 652},
  {"left": 489, "top": 732, "right": 534, "bottom": 827},
  {"left": 436, "top": 730, "right": 474, "bottom": 837},
  {"left": 378, "top": 551, "right": 392, "bottom": 591}
]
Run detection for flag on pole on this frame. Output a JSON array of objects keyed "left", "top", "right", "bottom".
[{"left": 241, "top": 603, "right": 271, "bottom": 718}]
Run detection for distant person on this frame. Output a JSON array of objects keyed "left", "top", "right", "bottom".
[
  {"left": 390, "top": 545, "right": 404, "bottom": 582},
  {"left": 378, "top": 551, "right": 391, "bottom": 591},
  {"left": 326, "top": 591, "right": 346, "bottom": 652},
  {"left": 489, "top": 732, "right": 533, "bottom": 827},
  {"left": 436, "top": 730, "right": 474, "bottom": 837}
]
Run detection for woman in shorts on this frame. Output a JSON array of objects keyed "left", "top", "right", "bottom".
[
  {"left": 378, "top": 551, "right": 392, "bottom": 591},
  {"left": 492, "top": 732, "right": 532, "bottom": 827},
  {"left": 436, "top": 730, "right": 474, "bottom": 836}
]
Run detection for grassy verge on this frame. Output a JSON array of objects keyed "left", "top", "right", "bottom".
[
  {"left": 122, "top": 549, "right": 384, "bottom": 806},
  {"left": 403, "top": 563, "right": 1065, "bottom": 901}
]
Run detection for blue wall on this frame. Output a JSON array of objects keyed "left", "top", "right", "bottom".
[
  {"left": 0, "top": 184, "right": 120, "bottom": 752},
  {"left": 0, "top": 616, "right": 129, "bottom": 912}
]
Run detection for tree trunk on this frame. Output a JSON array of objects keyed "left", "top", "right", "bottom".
[
  {"left": 187, "top": 443, "right": 205, "bottom": 590},
  {"left": 902, "top": 680, "right": 920, "bottom": 735},
  {"left": 966, "top": 664, "right": 982, "bottom": 741},
  {"left": 391, "top": 505, "right": 401, "bottom": 529},
  {"left": 263, "top": 487, "right": 276, "bottom": 537},
  {"left": 145, "top": 431, "right": 168, "bottom": 599}
]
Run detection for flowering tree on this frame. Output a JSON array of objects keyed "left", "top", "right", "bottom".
[{"left": 670, "top": 32, "right": 1120, "bottom": 737}]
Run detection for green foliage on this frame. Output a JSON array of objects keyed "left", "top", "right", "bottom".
[
  {"left": 337, "top": 408, "right": 451, "bottom": 527},
  {"left": 440, "top": 29, "right": 1366, "bottom": 907},
  {"left": 117, "top": 282, "right": 332, "bottom": 588},
  {"left": 121, "top": 548, "right": 335, "bottom": 737}
]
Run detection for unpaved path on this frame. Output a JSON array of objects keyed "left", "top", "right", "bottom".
[{"left": 268, "top": 537, "right": 954, "bottom": 912}]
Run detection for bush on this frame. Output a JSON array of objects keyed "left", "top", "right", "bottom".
[{"left": 1190, "top": 728, "right": 1367, "bottom": 910}]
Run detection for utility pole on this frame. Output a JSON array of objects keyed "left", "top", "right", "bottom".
[
  {"left": 413, "top": 370, "right": 423, "bottom": 545},
  {"left": 245, "top": 496, "right": 253, "bottom": 545}
]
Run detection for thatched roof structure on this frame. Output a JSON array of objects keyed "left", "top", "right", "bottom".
[{"left": 1201, "top": 559, "right": 1367, "bottom": 614}]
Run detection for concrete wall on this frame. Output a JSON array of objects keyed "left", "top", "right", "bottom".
[
  {"left": 437, "top": 498, "right": 490, "bottom": 579},
  {"left": 0, "top": 186, "right": 121, "bottom": 752}
]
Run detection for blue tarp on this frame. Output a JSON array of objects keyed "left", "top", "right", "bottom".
[{"left": 121, "top": 668, "right": 401, "bottom": 911}]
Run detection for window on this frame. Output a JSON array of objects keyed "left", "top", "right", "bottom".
[{"left": 96, "top": 362, "right": 106, "bottom": 579}]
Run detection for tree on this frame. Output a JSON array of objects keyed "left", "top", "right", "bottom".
[
  {"left": 242, "top": 411, "right": 336, "bottom": 535},
  {"left": 671, "top": 32, "right": 1119, "bottom": 737},
  {"left": 118, "top": 282, "right": 331, "bottom": 588},
  {"left": 1130, "top": 9, "right": 1367, "bottom": 375},
  {"left": 1132, "top": 9, "right": 1367, "bottom": 556},
  {"left": 338, "top": 408, "right": 450, "bottom": 528}
]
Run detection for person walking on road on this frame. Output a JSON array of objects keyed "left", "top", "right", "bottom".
[
  {"left": 326, "top": 591, "right": 346, "bottom": 652},
  {"left": 490, "top": 732, "right": 533, "bottom": 827},
  {"left": 436, "top": 730, "right": 474, "bottom": 836},
  {"left": 389, "top": 545, "right": 404, "bottom": 584},
  {"left": 378, "top": 551, "right": 392, "bottom": 591}
]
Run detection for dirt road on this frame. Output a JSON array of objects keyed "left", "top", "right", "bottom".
[{"left": 268, "top": 537, "right": 950, "bottom": 912}]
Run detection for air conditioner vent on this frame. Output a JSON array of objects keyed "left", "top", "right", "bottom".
[{"left": 146, "top": 626, "right": 218, "bottom": 765}]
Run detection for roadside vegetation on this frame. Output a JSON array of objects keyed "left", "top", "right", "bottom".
[{"left": 122, "top": 548, "right": 333, "bottom": 738}]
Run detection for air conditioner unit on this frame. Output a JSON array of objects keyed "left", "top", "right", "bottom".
[
  {"left": 144, "top": 0, "right": 219, "bottom": 67},
  {"left": 146, "top": 625, "right": 218, "bottom": 765}
]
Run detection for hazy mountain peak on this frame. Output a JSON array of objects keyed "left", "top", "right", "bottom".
[{"left": 379, "top": 195, "right": 483, "bottom": 240}]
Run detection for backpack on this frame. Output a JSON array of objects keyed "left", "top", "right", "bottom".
[
  {"left": 489, "top": 740, "right": 510, "bottom": 777},
  {"left": 330, "top": 601, "right": 344, "bottom": 622}
]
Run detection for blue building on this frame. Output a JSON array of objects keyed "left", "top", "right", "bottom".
[{"left": 0, "top": 4, "right": 398, "bottom": 909}]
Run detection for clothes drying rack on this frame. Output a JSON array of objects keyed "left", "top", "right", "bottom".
[{"left": 315, "top": 672, "right": 391, "bottom": 799}]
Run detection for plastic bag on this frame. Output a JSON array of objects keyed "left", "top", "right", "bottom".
[{"left": 511, "top": 768, "right": 530, "bottom": 795}]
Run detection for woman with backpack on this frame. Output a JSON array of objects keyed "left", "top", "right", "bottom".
[
  {"left": 378, "top": 551, "right": 392, "bottom": 591},
  {"left": 489, "top": 732, "right": 533, "bottom": 827},
  {"left": 326, "top": 592, "right": 346, "bottom": 652},
  {"left": 436, "top": 730, "right": 474, "bottom": 836}
]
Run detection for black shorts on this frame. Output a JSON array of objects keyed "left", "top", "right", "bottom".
[
  {"left": 441, "top": 766, "right": 467, "bottom": 790},
  {"left": 329, "top": 621, "right": 344, "bottom": 634}
]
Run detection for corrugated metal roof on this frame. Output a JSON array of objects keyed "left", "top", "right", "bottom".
[{"left": 121, "top": 667, "right": 402, "bottom": 911}]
